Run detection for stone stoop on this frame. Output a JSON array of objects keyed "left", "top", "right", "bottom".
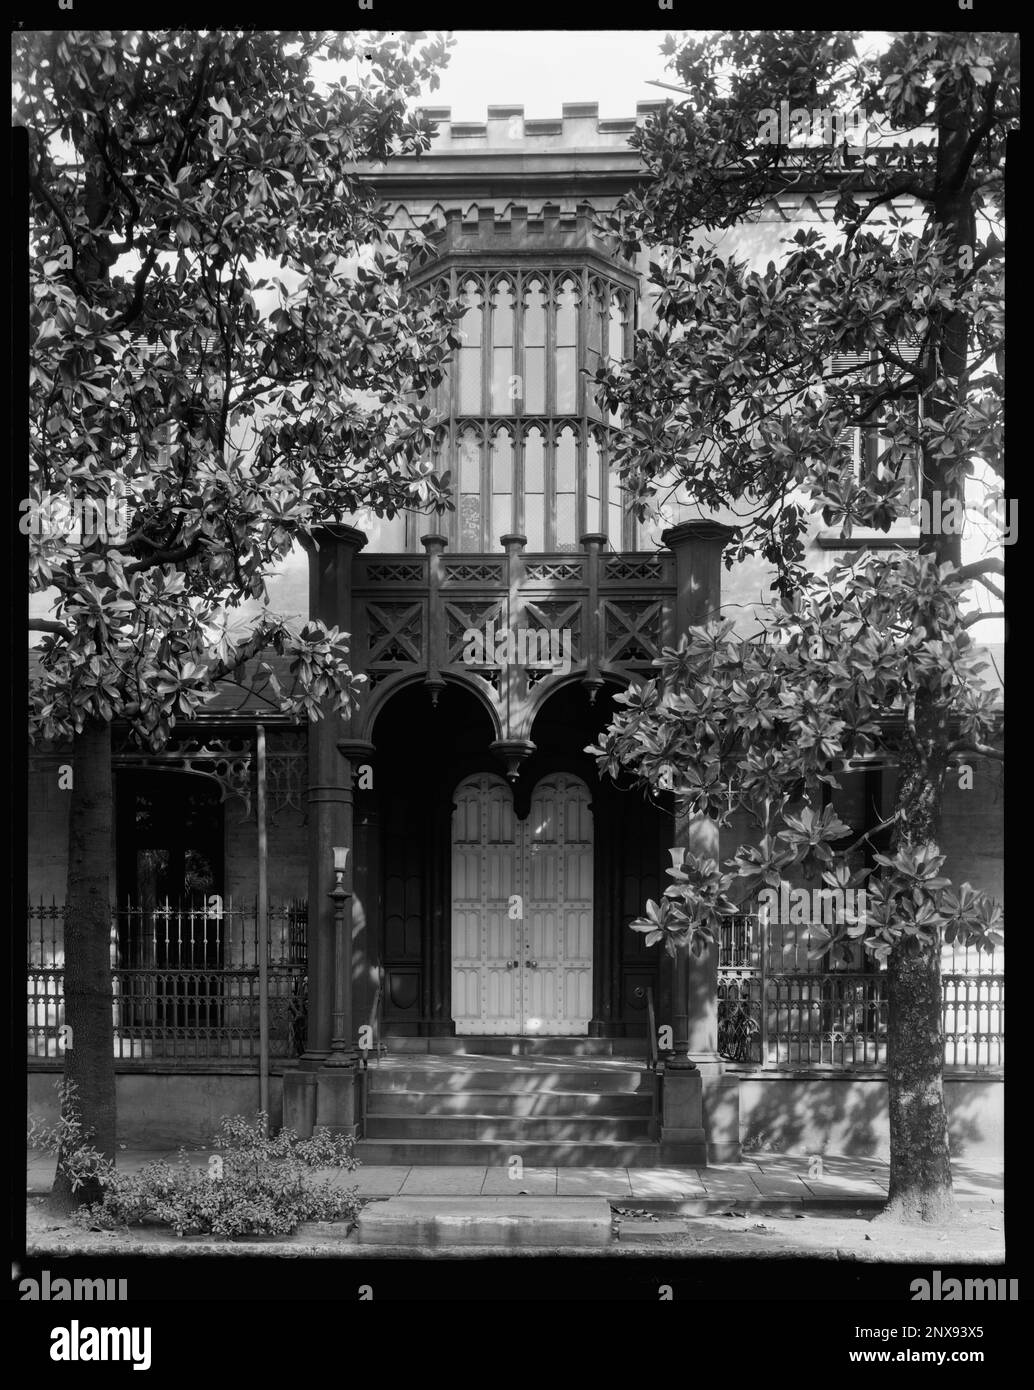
[
  {"left": 357, "top": 1057, "right": 662, "bottom": 1166},
  {"left": 358, "top": 1197, "right": 613, "bottom": 1247}
]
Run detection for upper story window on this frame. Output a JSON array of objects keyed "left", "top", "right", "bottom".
[
  {"left": 411, "top": 267, "right": 639, "bottom": 553},
  {"left": 830, "top": 349, "right": 921, "bottom": 516}
]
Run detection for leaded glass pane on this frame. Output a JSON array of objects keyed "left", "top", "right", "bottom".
[
  {"left": 556, "top": 427, "right": 577, "bottom": 491},
  {"left": 492, "top": 280, "right": 514, "bottom": 345},
  {"left": 525, "top": 495, "right": 545, "bottom": 551},
  {"left": 556, "top": 427, "right": 577, "bottom": 550},
  {"left": 524, "top": 349, "right": 545, "bottom": 413},
  {"left": 524, "top": 428, "right": 545, "bottom": 549},
  {"left": 524, "top": 280, "right": 546, "bottom": 344},
  {"left": 492, "top": 348, "right": 515, "bottom": 414},
  {"left": 557, "top": 279, "right": 578, "bottom": 345},
  {"left": 556, "top": 348, "right": 576, "bottom": 413},
  {"left": 460, "top": 495, "right": 482, "bottom": 551},
  {"left": 524, "top": 428, "right": 544, "bottom": 491},
  {"left": 586, "top": 433, "right": 602, "bottom": 532},
  {"left": 460, "top": 433, "right": 481, "bottom": 492},
  {"left": 556, "top": 493, "right": 577, "bottom": 551},
  {"left": 491, "top": 430, "right": 513, "bottom": 541},
  {"left": 458, "top": 279, "right": 483, "bottom": 414},
  {"left": 608, "top": 467, "right": 624, "bottom": 549}
]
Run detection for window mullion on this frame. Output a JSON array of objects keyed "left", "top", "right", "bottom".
[
  {"left": 516, "top": 425, "right": 525, "bottom": 540},
  {"left": 577, "top": 266, "right": 588, "bottom": 418},
  {"left": 545, "top": 271, "right": 556, "bottom": 418},
  {"left": 514, "top": 268, "right": 525, "bottom": 420},
  {"left": 546, "top": 422, "right": 556, "bottom": 551}
]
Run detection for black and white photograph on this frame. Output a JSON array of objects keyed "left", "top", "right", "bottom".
[{"left": 13, "top": 10, "right": 1017, "bottom": 1341}]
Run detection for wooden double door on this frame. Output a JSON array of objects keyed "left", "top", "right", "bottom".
[{"left": 451, "top": 773, "right": 593, "bottom": 1035}]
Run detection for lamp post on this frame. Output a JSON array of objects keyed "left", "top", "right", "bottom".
[
  {"left": 326, "top": 846, "right": 356, "bottom": 1066},
  {"left": 666, "top": 845, "right": 699, "bottom": 1072}
]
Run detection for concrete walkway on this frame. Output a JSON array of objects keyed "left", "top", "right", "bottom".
[{"left": 26, "top": 1149, "right": 1003, "bottom": 1209}]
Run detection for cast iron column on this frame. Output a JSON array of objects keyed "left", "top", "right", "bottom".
[
  {"left": 283, "top": 524, "right": 366, "bottom": 1138},
  {"left": 659, "top": 520, "right": 740, "bottom": 1161}
]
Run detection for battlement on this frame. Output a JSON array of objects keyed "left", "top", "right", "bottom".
[
  {"left": 426, "top": 201, "right": 627, "bottom": 260},
  {"left": 414, "top": 101, "right": 667, "bottom": 151}
]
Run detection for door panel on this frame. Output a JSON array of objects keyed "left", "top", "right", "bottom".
[
  {"left": 451, "top": 776, "right": 520, "bottom": 1034},
  {"left": 451, "top": 772, "right": 593, "bottom": 1035},
  {"left": 525, "top": 776, "right": 593, "bottom": 1035}
]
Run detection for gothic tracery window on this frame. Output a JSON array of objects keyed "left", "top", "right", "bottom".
[{"left": 413, "top": 266, "right": 639, "bottom": 553}]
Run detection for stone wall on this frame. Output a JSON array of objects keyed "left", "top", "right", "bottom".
[
  {"left": 29, "top": 1068, "right": 289, "bottom": 1148},
  {"left": 736, "top": 1072, "right": 1003, "bottom": 1159}
]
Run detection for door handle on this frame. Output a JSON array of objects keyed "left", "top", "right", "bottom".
[
  {"left": 525, "top": 960, "right": 538, "bottom": 969},
  {"left": 505, "top": 960, "right": 519, "bottom": 969}
]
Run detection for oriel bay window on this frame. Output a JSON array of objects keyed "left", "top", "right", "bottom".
[
  {"left": 446, "top": 422, "right": 624, "bottom": 553},
  {"left": 419, "top": 266, "right": 639, "bottom": 553}
]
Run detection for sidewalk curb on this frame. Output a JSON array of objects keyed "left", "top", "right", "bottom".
[{"left": 23, "top": 1235, "right": 1006, "bottom": 1263}]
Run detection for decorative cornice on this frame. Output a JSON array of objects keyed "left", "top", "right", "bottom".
[{"left": 662, "top": 520, "right": 739, "bottom": 548}]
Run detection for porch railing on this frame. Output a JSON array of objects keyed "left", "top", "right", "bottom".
[
  {"left": 27, "top": 900, "right": 307, "bottom": 1063},
  {"left": 717, "top": 914, "right": 1003, "bottom": 1070}
]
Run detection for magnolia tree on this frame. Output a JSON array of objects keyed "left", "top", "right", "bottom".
[
  {"left": 587, "top": 30, "right": 1011, "bottom": 1222},
  {"left": 18, "top": 29, "right": 461, "bottom": 1205}
]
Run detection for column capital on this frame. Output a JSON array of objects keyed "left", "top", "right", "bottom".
[
  {"left": 661, "top": 519, "right": 738, "bottom": 550},
  {"left": 500, "top": 533, "right": 527, "bottom": 553},
  {"left": 421, "top": 533, "right": 449, "bottom": 553},
  {"left": 308, "top": 523, "right": 369, "bottom": 551},
  {"left": 337, "top": 739, "right": 376, "bottom": 764},
  {"left": 579, "top": 532, "right": 608, "bottom": 551}
]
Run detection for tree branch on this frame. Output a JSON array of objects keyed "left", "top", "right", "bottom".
[
  {"left": 29, "top": 618, "right": 74, "bottom": 641},
  {"left": 952, "top": 557, "right": 1005, "bottom": 584},
  {"left": 27, "top": 167, "right": 94, "bottom": 300},
  {"left": 971, "top": 575, "right": 1004, "bottom": 602},
  {"left": 962, "top": 609, "right": 1004, "bottom": 629},
  {"left": 122, "top": 539, "right": 204, "bottom": 574}
]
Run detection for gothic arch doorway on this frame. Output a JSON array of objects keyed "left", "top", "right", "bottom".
[{"left": 451, "top": 772, "right": 593, "bottom": 1036}]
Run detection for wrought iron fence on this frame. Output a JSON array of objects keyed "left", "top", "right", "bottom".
[
  {"left": 27, "top": 900, "right": 307, "bottom": 1062},
  {"left": 717, "top": 915, "right": 1003, "bottom": 1070}
]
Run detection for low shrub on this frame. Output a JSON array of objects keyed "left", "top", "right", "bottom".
[{"left": 73, "top": 1111, "right": 361, "bottom": 1238}]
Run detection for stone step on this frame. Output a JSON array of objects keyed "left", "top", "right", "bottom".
[
  {"left": 368, "top": 1089, "right": 653, "bottom": 1117},
  {"left": 368, "top": 1068, "right": 653, "bottom": 1095},
  {"left": 355, "top": 1138, "right": 664, "bottom": 1166},
  {"left": 358, "top": 1197, "right": 613, "bottom": 1247},
  {"left": 364, "top": 1114, "right": 652, "bottom": 1141}
]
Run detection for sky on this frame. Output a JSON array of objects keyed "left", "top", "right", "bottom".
[{"left": 404, "top": 30, "right": 678, "bottom": 119}]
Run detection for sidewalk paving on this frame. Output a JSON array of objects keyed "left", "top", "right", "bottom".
[{"left": 25, "top": 1149, "right": 1003, "bottom": 1208}]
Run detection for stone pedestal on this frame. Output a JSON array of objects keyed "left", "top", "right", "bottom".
[
  {"left": 701, "top": 1064, "right": 742, "bottom": 1163},
  {"left": 282, "top": 1068, "right": 318, "bottom": 1137},
  {"left": 283, "top": 1064, "right": 361, "bottom": 1141},
  {"left": 313, "top": 1067, "right": 360, "bottom": 1140},
  {"left": 659, "top": 1067, "right": 707, "bottom": 1165}
]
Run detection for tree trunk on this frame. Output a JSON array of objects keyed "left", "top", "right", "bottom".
[
  {"left": 52, "top": 718, "right": 117, "bottom": 1210},
  {"left": 879, "top": 701, "right": 955, "bottom": 1224},
  {"left": 874, "top": 75, "right": 979, "bottom": 1226},
  {"left": 883, "top": 933, "right": 954, "bottom": 1222}
]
